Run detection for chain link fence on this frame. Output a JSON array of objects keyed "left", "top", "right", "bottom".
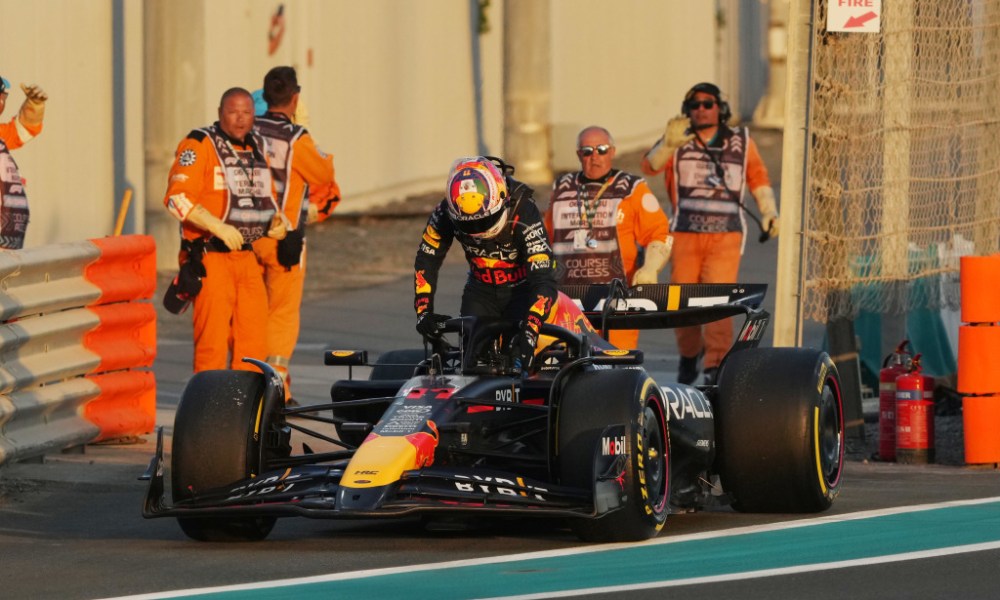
[{"left": 802, "top": 1, "right": 1000, "bottom": 323}]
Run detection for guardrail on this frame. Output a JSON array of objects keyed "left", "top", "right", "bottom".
[{"left": 0, "top": 235, "right": 156, "bottom": 467}]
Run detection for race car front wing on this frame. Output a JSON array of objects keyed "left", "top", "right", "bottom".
[{"left": 141, "top": 427, "right": 629, "bottom": 521}]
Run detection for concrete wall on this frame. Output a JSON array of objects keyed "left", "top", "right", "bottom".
[
  {"left": 0, "top": 0, "right": 120, "bottom": 247},
  {"left": 1, "top": 0, "right": 722, "bottom": 263},
  {"left": 549, "top": 0, "right": 718, "bottom": 170}
]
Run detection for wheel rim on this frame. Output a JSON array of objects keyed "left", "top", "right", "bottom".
[
  {"left": 817, "top": 378, "right": 844, "bottom": 488},
  {"left": 641, "top": 399, "right": 669, "bottom": 515}
]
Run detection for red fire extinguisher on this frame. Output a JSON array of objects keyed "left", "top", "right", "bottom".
[
  {"left": 895, "top": 354, "right": 936, "bottom": 464},
  {"left": 879, "top": 340, "right": 912, "bottom": 461}
]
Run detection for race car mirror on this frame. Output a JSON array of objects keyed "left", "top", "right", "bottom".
[
  {"left": 324, "top": 350, "right": 368, "bottom": 366},
  {"left": 591, "top": 348, "right": 644, "bottom": 366}
]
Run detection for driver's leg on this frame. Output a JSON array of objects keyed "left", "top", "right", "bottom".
[{"left": 460, "top": 279, "right": 505, "bottom": 319}]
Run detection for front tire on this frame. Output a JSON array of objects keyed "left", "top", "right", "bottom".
[
  {"left": 172, "top": 370, "right": 287, "bottom": 541},
  {"left": 557, "top": 369, "right": 670, "bottom": 542},
  {"left": 715, "top": 348, "right": 844, "bottom": 513}
]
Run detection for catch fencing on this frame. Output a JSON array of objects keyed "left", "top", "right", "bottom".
[
  {"left": 0, "top": 235, "right": 156, "bottom": 467},
  {"left": 799, "top": 1, "right": 1000, "bottom": 323}
]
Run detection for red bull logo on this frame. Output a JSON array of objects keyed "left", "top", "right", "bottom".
[
  {"left": 529, "top": 295, "right": 552, "bottom": 318},
  {"left": 406, "top": 421, "right": 439, "bottom": 468},
  {"left": 544, "top": 292, "right": 598, "bottom": 335},
  {"left": 472, "top": 257, "right": 517, "bottom": 269},
  {"left": 472, "top": 265, "right": 526, "bottom": 285},
  {"left": 415, "top": 269, "right": 432, "bottom": 294}
]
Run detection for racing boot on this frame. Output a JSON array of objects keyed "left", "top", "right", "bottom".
[
  {"left": 677, "top": 350, "right": 703, "bottom": 385},
  {"left": 702, "top": 367, "right": 719, "bottom": 386}
]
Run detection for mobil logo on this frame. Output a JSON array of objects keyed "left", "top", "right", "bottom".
[{"left": 602, "top": 435, "right": 627, "bottom": 456}]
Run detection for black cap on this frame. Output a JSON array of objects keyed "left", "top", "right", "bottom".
[{"left": 162, "top": 277, "right": 192, "bottom": 315}]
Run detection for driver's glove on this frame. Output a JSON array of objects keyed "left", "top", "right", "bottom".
[
  {"left": 416, "top": 312, "right": 449, "bottom": 338},
  {"left": 511, "top": 318, "right": 541, "bottom": 374}
]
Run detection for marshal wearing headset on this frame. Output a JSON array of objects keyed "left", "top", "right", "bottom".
[{"left": 641, "top": 82, "right": 779, "bottom": 386}]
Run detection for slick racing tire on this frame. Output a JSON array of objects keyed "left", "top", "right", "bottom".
[
  {"left": 715, "top": 348, "right": 844, "bottom": 513},
  {"left": 557, "top": 369, "right": 670, "bottom": 542},
  {"left": 171, "top": 370, "right": 289, "bottom": 542}
]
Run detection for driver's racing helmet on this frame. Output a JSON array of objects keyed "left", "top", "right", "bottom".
[{"left": 445, "top": 156, "right": 509, "bottom": 239}]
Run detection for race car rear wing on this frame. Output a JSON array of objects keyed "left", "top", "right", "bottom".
[{"left": 559, "top": 282, "right": 770, "bottom": 351}]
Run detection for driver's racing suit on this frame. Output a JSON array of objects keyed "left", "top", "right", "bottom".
[{"left": 414, "top": 178, "right": 557, "bottom": 361}]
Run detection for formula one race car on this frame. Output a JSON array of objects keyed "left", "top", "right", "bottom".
[{"left": 141, "top": 282, "right": 844, "bottom": 543}]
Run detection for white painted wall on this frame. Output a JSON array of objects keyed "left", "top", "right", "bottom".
[
  {"left": 549, "top": 0, "right": 717, "bottom": 170},
  {"left": 0, "top": 0, "right": 116, "bottom": 248}
]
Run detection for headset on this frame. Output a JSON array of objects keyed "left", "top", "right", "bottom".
[{"left": 681, "top": 82, "right": 731, "bottom": 125}]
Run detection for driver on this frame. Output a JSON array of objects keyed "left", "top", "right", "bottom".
[{"left": 414, "top": 156, "right": 557, "bottom": 373}]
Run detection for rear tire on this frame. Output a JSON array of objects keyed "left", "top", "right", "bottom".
[
  {"left": 715, "top": 348, "right": 844, "bottom": 513},
  {"left": 172, "top": 370, "right": 286, "bottom": 541},
  {"left": 558, "top": 369, "right": 669, "bottom": 542}
]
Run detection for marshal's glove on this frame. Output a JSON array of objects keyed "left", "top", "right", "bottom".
[
  {"left": 632, "top": 238, "right": 673, "bottom": 285},
  {"left": 306, "top": 202, "right": 320, "bottom": 225},
  {"left": 18, "top": 83, "right": 47, "bottom": 127},
  {"left": 416, "top": 312, "right": 450, "bottom": 338},
  {"left": 752, "top": 186, "right": 780, "bottom": 239},
  {"left": 644, "top": 115, "right": 694, "bottom": 171},
  {"left": 185, "top": 204, "right": 244, "bottom": 250},
  {"left": 267, "top": 212, "right": 289, "bottom": 240}
]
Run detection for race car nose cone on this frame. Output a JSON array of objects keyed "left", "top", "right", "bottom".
[{"left": 336, "top": 484, "right": 393, "bottom": 511}]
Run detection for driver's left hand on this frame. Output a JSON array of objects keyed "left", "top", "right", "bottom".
[
  {"left": 416, "top": 312, "right": 450, "bottom": 338},
  {"left": 510, "top": 327, "right": 538, "bottom": 375}
]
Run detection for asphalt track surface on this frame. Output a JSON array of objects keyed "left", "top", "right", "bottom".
[
  {"left": 105, "top": 498, "right": 1000, "bottom": 600},
  {"left": 3, "top": 257, "right": 1000, "bottom": 600}
]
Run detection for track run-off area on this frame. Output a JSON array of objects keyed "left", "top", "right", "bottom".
[{"left": 106, "top": 496, "right": 1000, "bottom": 600}]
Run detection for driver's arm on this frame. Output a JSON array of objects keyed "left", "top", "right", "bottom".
[
  {"left": 514, "top": 203, "right": 558, "bottom": 345},
  {"left": 414, "top": 200, "right": 455, "bottom": 318}
]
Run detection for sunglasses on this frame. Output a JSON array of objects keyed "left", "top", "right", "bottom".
[
  {"left": 687, "top": 100, "right": 717, "bottom": 111},
  {"left": 578, "top": 144, "right": 612, "bottom": 157}
]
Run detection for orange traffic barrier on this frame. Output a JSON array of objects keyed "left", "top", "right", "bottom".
[
  {"left": 84, "top": 303, "right": 156, "bottom": 373},
  {"left": 963, "top": 395, "right": 1000, "bottom": 465},
  {"left": 84, "top": 371, "right": 156, "bottom": 442},
  {"left": 957, "top": 325, "right": 1000, "bottom": 395},
  {"left": 958, "top": 253, "right": 1000, "bottom": 465},
  {"left": 85, "top": 235, "right": 157, "bottom": 305},
  {"left": 83, "top": 235, "right": 156, "bottom": 443},
  {"left": 960, "top": 254, "right": 1000, "bottom": 324}
]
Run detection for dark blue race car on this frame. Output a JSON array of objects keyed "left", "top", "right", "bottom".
[{"left": 142, "top": 281, "right": 844, "bottom": 543}]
